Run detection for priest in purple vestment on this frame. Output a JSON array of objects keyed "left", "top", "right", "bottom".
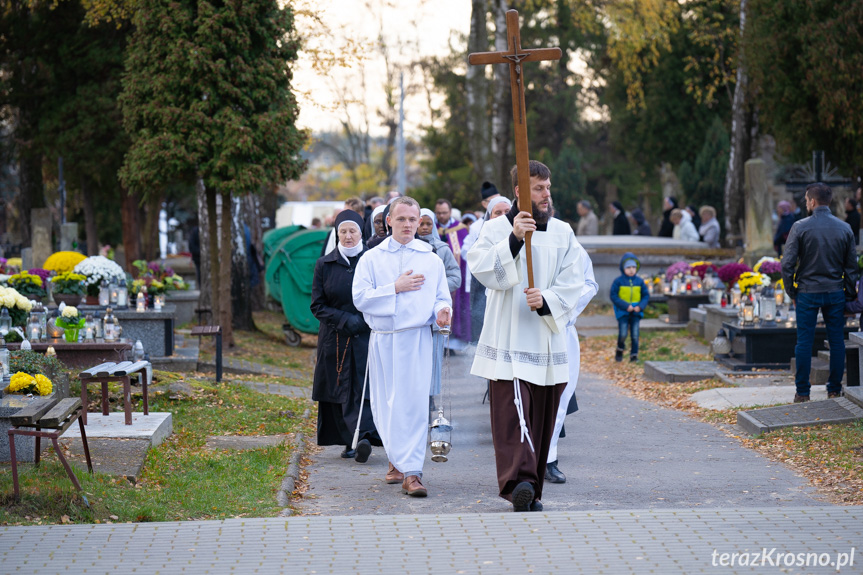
[{"left": 435, "top": 198, "right": 471, "bottom": 346}]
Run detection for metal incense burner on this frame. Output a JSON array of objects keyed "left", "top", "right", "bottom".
[
  {"left": 430, "top": 321, "right": 454, "bottom": 462},
  {"left": 429, "top": 411, "right": 453, "bottom": 463}
]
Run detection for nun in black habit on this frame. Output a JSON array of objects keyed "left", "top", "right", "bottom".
[{"left": 310, "top": 209, "right": 381, "bottom": 462}]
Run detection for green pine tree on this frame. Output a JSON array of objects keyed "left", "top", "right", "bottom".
[{"left": 120, "top": 0, "right": 307, "bottom": 344}]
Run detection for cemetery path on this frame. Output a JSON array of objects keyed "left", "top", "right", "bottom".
[{"left": 298, "top": 343, "right": 829, "bottom": 516}]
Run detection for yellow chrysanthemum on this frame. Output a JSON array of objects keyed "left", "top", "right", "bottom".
[
  {"left": 34, "top": 374, "right": 53, "bottom": 396},
  {"left": 43, "top": 251, "right": 87, "bottom": 273},
  {"left": 8, "top": 372, "right": 36, "bottom": 393}
]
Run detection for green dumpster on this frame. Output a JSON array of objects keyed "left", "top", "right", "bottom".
[{"left": 263, "top": 226, "right": 330, "bottom": 346}]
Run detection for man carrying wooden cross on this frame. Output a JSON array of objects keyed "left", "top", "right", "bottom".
[
  {"left": 467, "top": 160, "right": 585, "bottom": 512},
  {"left": 467, "top": 9, "right": 585, "bottom": 512}
]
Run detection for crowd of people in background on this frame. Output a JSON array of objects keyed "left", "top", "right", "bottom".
[{"left": 314, "top": 183, "right": 863, "bottom": 261}]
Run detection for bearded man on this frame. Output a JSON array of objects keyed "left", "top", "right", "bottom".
[{"left": 467, "top": 160, "right": 585, "bottom": 512}]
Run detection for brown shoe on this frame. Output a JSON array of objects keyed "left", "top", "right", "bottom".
[
  {"left": 401, "top": 475, "right": 428, "bottom": 497},
  {"left": 793, "top": 394, "right": 811, "bottom": 403},
  {"left": 385, "top": 462, "right": 404, "bottom": 484},
  {"left": 828, "top": 391, "right": 844, "bottom": 399}
]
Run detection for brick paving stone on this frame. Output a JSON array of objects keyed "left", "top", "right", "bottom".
[
  {"left": 738, "top": 398, "right": 863, "bottom": 435},
  {"left": 2, "top": 508, "right": 861, "bottom": 574}
]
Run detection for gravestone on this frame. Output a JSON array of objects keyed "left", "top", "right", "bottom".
[
  {"left": 60, "top": 222, "right": 79, "bottom": 251},
  {"left": 114, "top": 245, "right": 126, "bottom": 271},
  {"left": 743, "top": 159, "right": 774, "bottom": 264},
  {"left": 31, "top": 208, "right": 53, "bottom": 269},
  {"left": 20, "top": 247, "right": 33, "bottom": 271}
]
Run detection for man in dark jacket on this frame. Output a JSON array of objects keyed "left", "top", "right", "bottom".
[
  {"left": 781, "top": 183, "right": 857, "bottom": 403},
  {"left": 610, "top": 201, "right": 631, "bottom": 235}
]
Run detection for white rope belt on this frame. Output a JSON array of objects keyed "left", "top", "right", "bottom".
[
  {"left": 513, "top": 379, "right": 535, "bottom": 453},
  {"left": 370, "top": 325, "right": 428, "bottom": 335}
]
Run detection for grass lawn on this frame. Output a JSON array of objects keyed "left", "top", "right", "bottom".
[
  {"left": 0, "top": 377, "right": 314, "bottom": 525},
  {"left": 580, "top": 328, "right": 863, "bottom": 504},
  {"left": 199, "top": 310, "right": 317, "bottom": 380}
]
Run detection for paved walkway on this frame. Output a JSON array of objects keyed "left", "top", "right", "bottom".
[
  {"left": 300, "top": 347, "right": 827, "bottom": 515},
  {"left": 5, "top": 341, "right": 862, "bottom": 573},
  {"left": 3, "top": 507, "right": 860, "bottom": 573}
]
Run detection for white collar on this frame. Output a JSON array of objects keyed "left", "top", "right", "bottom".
[{"left": 383, "top": 236, "right": 432, "bottom": 253}]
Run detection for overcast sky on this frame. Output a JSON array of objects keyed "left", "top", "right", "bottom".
[{"left": 292, "top": 0, "right": 472, "bottom": 137}]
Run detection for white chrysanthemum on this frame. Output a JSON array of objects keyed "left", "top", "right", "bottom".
[
  {"left": 72, "top": 256, "right": 125, "bottom": 285},
  {"left": 16, "top": 297, "right": 32, "bottom": 311},
  {"left": 61, "top": 306, "right": 78, "bottom": 319}
]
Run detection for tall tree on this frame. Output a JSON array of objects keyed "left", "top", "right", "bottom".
[
  {"left": 120, "top": 0, "right": 307, "bottom": 345},
  {"left": 722, "top": 0, "right": 754, "bottom": 247},
  {"left": 746, "top": 0, "right": 863, "bottom": 173}
]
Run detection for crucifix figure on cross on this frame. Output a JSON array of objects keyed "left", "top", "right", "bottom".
[{"left": 468, "top": 9, "right": 562, "bottom": 298}]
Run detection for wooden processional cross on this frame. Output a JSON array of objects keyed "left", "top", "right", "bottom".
[{"left": 468, "top": 9, "right": 561, "bottom": 294}]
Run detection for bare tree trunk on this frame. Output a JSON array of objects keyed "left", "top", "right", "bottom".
[
  {"left": 219, "top": 190, "right": 233, "bottom": 346},
  {"left": 120, "top": 189, "right": 142, "bottom": 271},
  {"left": 231, "top": 195, "right": 253, "bottom": 331},
  {"left": 196, "top": 179, "right": 211, "bottom": 314},
  {"left": 244, "top": 193, "right": 266, "bottom": 312},
  {"left": 81, "top": 180, "right": 99, "bottom": 256},
  {"left": 466, "top": 0, "right": 491, "bottom": 182},
  {"left": 141, "top": 194, "right": 161, "bottom": 260},
  {"left": 723, "top": 0, "right": 754, "bottom": 248},
  {"left": 491, "top": 0, "right": 511, "bottom": 191},
  {"left": 206, "top": 187, "right": 220, "bottom": 330}
]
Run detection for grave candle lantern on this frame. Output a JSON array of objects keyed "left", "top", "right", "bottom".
[
  {"left": 98, "top": 280, "right": 110, "bottom": 307},
  {"left": 742, "top": 299, "right": 755, "bottom": 324}
]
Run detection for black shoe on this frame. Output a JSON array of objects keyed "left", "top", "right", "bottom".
[
  {"left": 529, "top": 500, "right": 543, "bottom": 512},
  {"left": 511, "top": 481, "right": 535, "bottom": 512},
  {"left": 545, "top": 460, "right": 566, "bottom": 484},
  {"left": 793, "top": 394, "right": 810, "bottom": 403},
  {"left": 828, "top": 391, "right": 844, "bottom": 399},
  {"left": 615, "top": 348, "right": 624, "bottom": 362},
  {"left": 354, "top": 439, "right": 372, "bottom": 463},
  {"left": 630, "top": 354, "right": 638, "bottom": 363},
  {"left": 340, "top": 447, "right": 357, "bottom": 458}
]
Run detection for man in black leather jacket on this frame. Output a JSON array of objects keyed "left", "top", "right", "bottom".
[{"left": 781, "top": 183, "right": 857, "bottom": 403}]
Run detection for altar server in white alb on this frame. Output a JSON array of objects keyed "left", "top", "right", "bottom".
[
  {"left": 467, "top": 160, "right": 585, "bottom": 512},
  {"left": 545, "top": 244, "right": 598, "bottom": 484},
  {"left": 352, "top": 196, "right": 452, "bottom": 498}
]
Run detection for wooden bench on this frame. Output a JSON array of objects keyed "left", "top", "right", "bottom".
[
  {"left": 79, "top": 360, "right": 151, "bottom": 426},
  {"left": 7, "top": 397, "right": 93, "bottom": 504},
  {"left": 191, "top": 325, "right": 222, "bottom": 382}
]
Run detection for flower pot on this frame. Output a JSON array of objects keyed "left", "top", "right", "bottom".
[
  {"left": 63, "top": 327, "right": 80, "bottom": 343},
  {"left": 54, "top": 293, "right": 83, "bottom": 307}
]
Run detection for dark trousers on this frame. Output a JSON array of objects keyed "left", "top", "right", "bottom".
[
  {"left": 489, "top": 379, "right": 565, "bottom": 502},
  {"left": 795, "top": 291, "right": 846, "bottom": 396},
  {"left": 617, "top": 316, "right": 641, "bottom": 356}
]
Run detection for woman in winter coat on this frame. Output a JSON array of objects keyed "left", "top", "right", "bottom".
[
  {"left": 698, "top": 205, "right": 721, "bottom": 248},
  {"left": 310, "top": 210, "right": 381, "bottom": 462},
  {"left": 670, "top": 208, "right": 700, "bottom": 242},
  {"left": 658, "top": 196, "right": 678, "bottom": 237}
]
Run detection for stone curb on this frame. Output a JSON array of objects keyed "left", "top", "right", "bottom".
[{"left": 277, "top": 408, "right": 311, "bottom": 513}]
